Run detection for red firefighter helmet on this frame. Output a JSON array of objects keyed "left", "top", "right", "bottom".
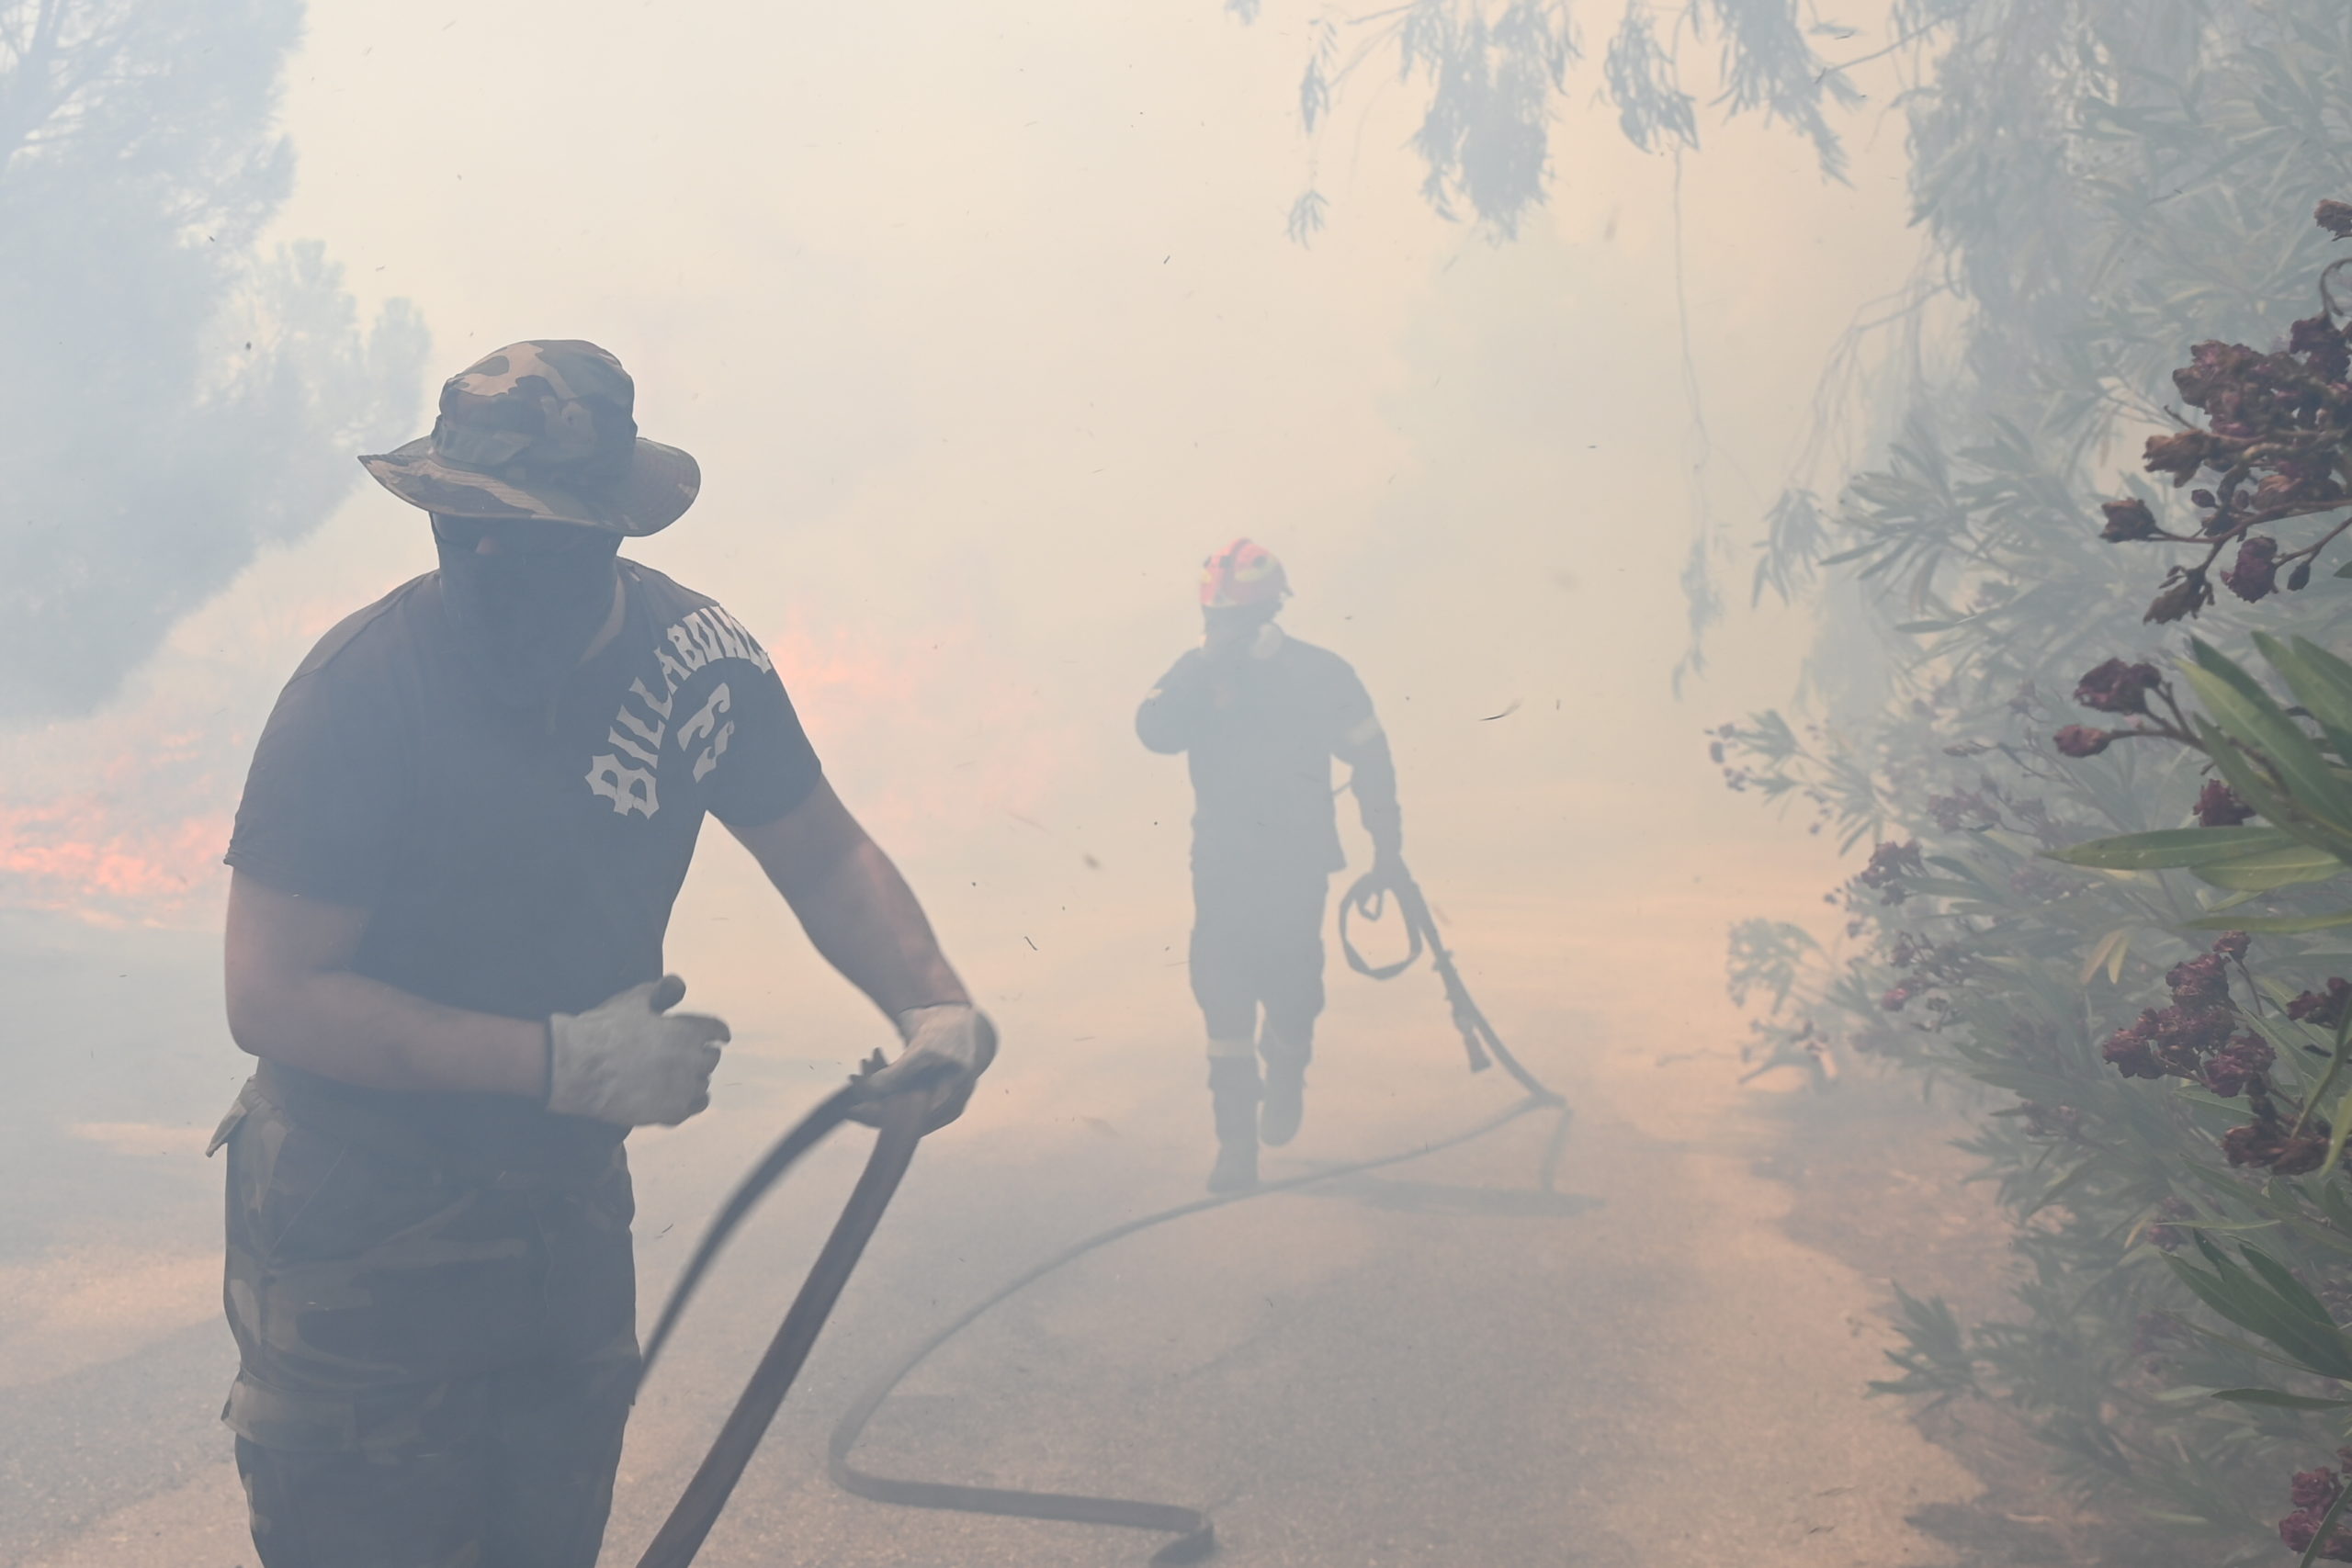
[{"left": 1199, "top": 538, "right": 1289, "bottom": 608}]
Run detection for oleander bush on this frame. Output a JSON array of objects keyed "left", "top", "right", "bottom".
[{"left": 1717, "top": 4, "right": 2352, "bottom": 1559}]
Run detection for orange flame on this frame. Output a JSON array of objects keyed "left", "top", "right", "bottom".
[
  {"left": 0, "top": 725, "right": 239, "bottom": 927},
  {"left": 1, "top": 611, "right": 1066, "bottom": 928},
  {"left": 764, "top": 618, "right": 1065, "bottom": 851}
]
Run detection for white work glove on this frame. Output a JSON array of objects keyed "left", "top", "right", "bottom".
[
  {"left": 851, "top": 1003, "right": 998, "bottom": 1133},
  {"left": 547, "top": 976, "right": 729, "bottom": 1127}
]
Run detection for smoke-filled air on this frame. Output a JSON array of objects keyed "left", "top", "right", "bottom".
[{"left": 13, "top": 1, "right": 2352, "bottom": 1565}]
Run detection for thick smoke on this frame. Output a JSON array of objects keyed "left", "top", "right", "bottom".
[{"left": 0, "top": 0, "right": 425, "bottom": 723}]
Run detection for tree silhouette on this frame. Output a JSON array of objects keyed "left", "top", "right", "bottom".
[
  {"left": 1247, "top": 0, "right": 1856, "bottom": 240},
  {"left": 0, "top": 0, "right": 426, "bottom": 721}
]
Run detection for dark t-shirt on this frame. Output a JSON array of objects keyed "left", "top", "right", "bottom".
[
  {"left": 1133, "top": 634, "right": 1385, "bottom": 872},
  {"left": 226, "top": 559, "right": 822, "bottom": 1168}
]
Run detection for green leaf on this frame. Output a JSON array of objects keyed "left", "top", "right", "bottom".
[
  {"left": 2301, "top": 1468, "right": 2352, "bottom": 1568},
  {"left": 2259, "top": 635, "right": 2352, "bottom": 764},
  {"left": 2080, "top": 928, "right": 2132, "bottom": 986},
  {"left": 2191, "top": 840, "right": 2350, "bottom": 891},
  {"left": 2152, "top": 1383, "right": 2222, "bottom": 1405},
  {"left": 2183, "top": 650, "right": 2352, "bottom": 838},
  {"left": 2167, "top": 1252, "right": 2304, "bottom": 1356},
  {"left": 2166, "top": 1309, "right": 2341, "bottom": 1381},
  {"left": 2241, "top": 1244, "right": 2346, "bottom": 1335},
  {"left": 2023, "top": 1155, "right": 2102, "bottom": 1218},
  {"left": 2182, "top": 1240, "right": 2352, "bottom": 1381},
  {"left": 2168, "top": 1239, "right": 2352, "bottom": 1380},
  {"left": 2194, "top": 716, "right": 2317, "bottom": 842},
  {"left": 2044, "top": 826, "right": 2301, "bottom": 870},
  {"left": 2208, "top": 1387, "right": 2352, "bottom": 1410},
  {"left": 2290, "top": 637, "right": 2352, "bottom": 694},
  {"left": 1905, "top": 875, "right": 1996, "bottom": 902},
  {"left": 2325, "top": 1085, "right": 2352, "bottom": 1185},
  {"left": 2186, "top": 909, "right": 2352, "bottom": 933},
  {"left": 2190, "top": 636, "right": 2286, "bottom": 706},
  {"left": 2324, "top": 1180, "right": 2352, "bottom": 1236}
]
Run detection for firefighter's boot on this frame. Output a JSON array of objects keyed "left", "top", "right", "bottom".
[
  {"left": 1258, "top": 1027, "right": 1308, "bottom": 1148},
  {"left": 1206, "top": 1054, "right": 1261, "bottom": 1193}
]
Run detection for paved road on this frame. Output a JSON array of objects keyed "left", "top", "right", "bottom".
[{"left": 1, "top": 852, "right": 1996, "bottom": 1568}]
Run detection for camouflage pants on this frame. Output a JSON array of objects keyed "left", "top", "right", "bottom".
[{"left": 218, "top": 1082, "right": 639, "bottom": 1568}]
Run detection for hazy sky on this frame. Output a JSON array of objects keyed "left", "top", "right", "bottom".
[{"left": 6, "top": 0, "right": 1927, "bottom": 1043}]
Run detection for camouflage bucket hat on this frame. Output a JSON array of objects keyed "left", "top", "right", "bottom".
[{"left": 358, "top": 340, "right": 699, "bottom": 536}]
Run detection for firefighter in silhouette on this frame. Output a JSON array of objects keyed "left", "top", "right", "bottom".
[{"left": 1136, "top": 540, "right": 1403, "bottom": 1191}]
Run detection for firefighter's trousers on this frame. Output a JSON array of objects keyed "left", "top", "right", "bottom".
[{"left": 1189, "top": 852, "right": 1330, "bottom": 1060}]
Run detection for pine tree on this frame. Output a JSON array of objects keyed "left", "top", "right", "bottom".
[{"left": 0, "top": 0, "right": 426, "bottom": 721}]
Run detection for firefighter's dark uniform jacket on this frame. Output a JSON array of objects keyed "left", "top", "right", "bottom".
[{"left": 1136, "top": 628, "right": 1398, "bottom": 1050}]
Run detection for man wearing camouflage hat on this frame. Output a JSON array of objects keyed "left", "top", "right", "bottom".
[{"left": 211, "top": 340, "right": 993, "bottom": 1566}]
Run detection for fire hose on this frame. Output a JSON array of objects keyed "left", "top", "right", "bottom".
[
  {"left": 631, "top": 863, "right": 1568, "bottom": 1567},
  {"left": 1335, "top": 865, "right": 1574, "bottom": 1188}
]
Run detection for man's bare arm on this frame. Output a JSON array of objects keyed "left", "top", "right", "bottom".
[
  {"left": 728, "top": 779, "right": 968, "bottom": 1018},
  {"left": 224, "top": 871, "right": 547, "bottom": 1098}
]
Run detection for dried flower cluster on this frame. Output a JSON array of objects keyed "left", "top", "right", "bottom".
[
  {"left": 2098, "top": 201, "right": 2352, "bottom": 623},
  {"left": 2075, "top": 658, "right": 2165, "bottom": 715},
  {"left": 2281, "top": 1457, "right": 2352, "bottom": 1562},
  {"left": 2143, "top": 1196, "right": 2197, "bottom": 1254},
  {"left": 1855, "top": 839, "right": 1924, "bottom": 905},
  {"left": 2292, "top": 978, "right": 2352, "bottom": 1030},
  {"left": 2047, "top": 658, "right": 2199, "bottom": 760},
  {"left": 2195, "top": 778, "right": 2255, "bottom": 826},
  {"left": 1878, "top": 930, "right": 1980, "bottom": 1020},
  {"left": 2097, "top": 935, "right": 2332, "bottom": 1173}
]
